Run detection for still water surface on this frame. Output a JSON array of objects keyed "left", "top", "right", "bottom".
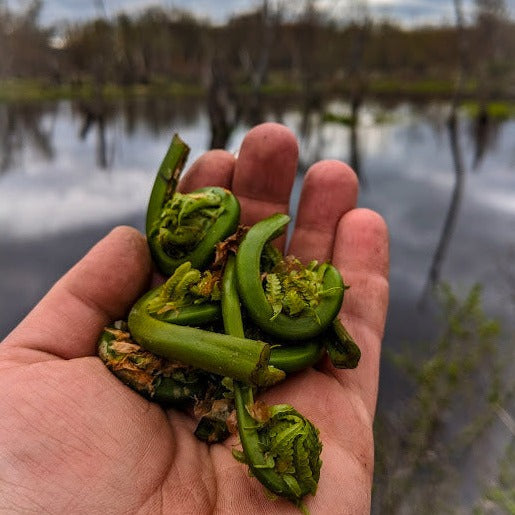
[
  {"left": 1, "top": 98, "right": 513, "bottom": 337},
  {"left": 0, "top": 97, "right": 514, "bottom": 505}
]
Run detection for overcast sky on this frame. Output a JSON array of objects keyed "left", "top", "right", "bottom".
[{"left": 6, "top": 0, "right": 514, "bottom": 27}]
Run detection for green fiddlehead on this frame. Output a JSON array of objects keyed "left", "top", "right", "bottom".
[
  {"left": 128, "top": 288, "right": 285, "bottom": 387},
  {"left": 325, "top": 318, "right": 362, "bottom": 369},
  {"left": 146, "top": 134, "right": 240, "bottom": 275},
  {"left": 222, "top": 255, "right": 323, "bottom": 508},
  {"left": 236, "top": 213, "right": 346, "bottom": 341},
  {"left": 101, "top": 254, "right": 327, "bottom": 406},
  {"left": 232, "top": 390, "right": 322, "bottom": 505},
  {"left": 145, "top": 261, "right": 221, "bottom": 325}
]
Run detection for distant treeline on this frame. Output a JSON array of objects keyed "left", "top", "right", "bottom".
[{"left": 1, "top": 0, "right": 514, "bottom": 99}]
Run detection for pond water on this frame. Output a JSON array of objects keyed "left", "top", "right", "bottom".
[
  {"left": 1, "top": 96, "right": 514, "bottom": 507},
  {"left": 2, "top": 97, "right": 513, "bottom": 336}
]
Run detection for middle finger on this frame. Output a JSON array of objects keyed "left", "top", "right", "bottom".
[{"left": 231, "top": 123, "right": 298, "bottom": 250}]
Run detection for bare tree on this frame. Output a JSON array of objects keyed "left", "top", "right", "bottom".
[
  {"left": 471, "top": 0, "right": 510, "bottom": 169},
  {"left": 0, "top": 0, "right": 53, "bottom": 78},
  {"left": 338, "top": 0, "right": 372, "bottom": 181}
]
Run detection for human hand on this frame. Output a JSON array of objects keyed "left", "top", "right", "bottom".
[{"left": 0, "top": 123, "right": 388, "bottom": 514}]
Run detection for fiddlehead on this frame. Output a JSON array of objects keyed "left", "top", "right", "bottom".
[
  {"left": 145, "top": 134, "right": 240, "bottom": 275},
  {"left": 233, "top": 389, "right": 323, "bottom": 505},
  {"left": 128, "top": 288, "right": 285, "bottom": 387},
  {"left": 98, "top": 321, "right": 210, "bottom": 405},
  {"left": 236, "top": 213, "right": 346, "bottom": 341},
  {"left": 324, "top": 318, "right": 362, "bottom": 369},
  {"left": 222, "top": 255, "right": 323, "bottom": 508},
  {"left": 145, "top": 261, "right": 222, "bottom": 325}
]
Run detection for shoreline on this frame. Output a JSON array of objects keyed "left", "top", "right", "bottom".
[{"left": 2, "top": 77, "right": 514, "bottom": 109}]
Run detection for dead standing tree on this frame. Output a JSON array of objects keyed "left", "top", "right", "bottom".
[
  {"left": 291, "top": 0, "right": 323, "bottom": 137},
  {"left": 471, "top": 0, "right": 510, "bottom": 169},
  {"left": 237, "top": 0, "right": 283, "bottom": 125},
  {"left": 344, "top": 0, "right": 372, "bottom": 183}
]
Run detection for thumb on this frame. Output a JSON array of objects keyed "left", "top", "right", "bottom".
[{"left": 2, "top": 226, "right": 152, "bottom": 360}]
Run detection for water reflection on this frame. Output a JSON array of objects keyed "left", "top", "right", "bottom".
[
  {"left": 348, "top": 101, "right": 363, "bottom": 184},
  {"left": 207, "top": 57, "right": 241, "bottom": 149},
  {"left": 298, "top": 99, "right": 325, "bottom": 171},
  {"left": 1, "top": 97, "right": 514, "bottom": 341},
  {"left": 11, "top": 95, "right": 509, "bottom": 183},
  {"left": 76, "top": 95, "right": 204, "bottom": 151},
  {"left": 470, "top": 110, "right": 503, "bottom": 171},
  {"left": 75, "top": 99, "right": 116, "bottom": 169},
  {"left": 421, "top": 106, "right": 466, "bottom": 304},
  {"left": 0, "top": 102, "right": 56, "bottom": 173},
  {"left": 124, "top": 95, "right": 201, "bottom": 136}
]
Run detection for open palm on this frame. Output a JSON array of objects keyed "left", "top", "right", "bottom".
[{"left": 0, "top": 123, "right": 388, "bottom": 514}]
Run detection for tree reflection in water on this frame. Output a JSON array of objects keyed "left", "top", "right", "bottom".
[
  {"left": 0, "top": 102, "right": 56, "bottom": 174},
  {"left": 421, "top": 108, "right": 466, "bottom": 306},
  {"left": 420, "top": 0, "right": 467, "bottom": 306},
  {"left": 470, "top": 109, "right": 504, "bottom": 171},
  {"left": 76, "top": 99, "right": 114, "bottom": 169}
]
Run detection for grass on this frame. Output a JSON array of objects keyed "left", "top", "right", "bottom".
[
  {"left": 0, "top": 78, "right": 204, "bottom": 103},
  {"left": 463, "top": 100, "right": 515, "bottom": 120},
  {"left": 475, "top": 436, "right": 515, "bottom": 514},
  {"left": 3, "top": 76, "right": 510, "bottom": 105},
  {"left": 322, "top": 111, "right": 355, "bottom": 126},
  {"left": 368, "top": 77, "right": 476, "bottom": 97}
]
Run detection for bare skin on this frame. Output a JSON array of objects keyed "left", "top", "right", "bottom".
[{"left": 0, "top": 123, "right": 388, "bottom": 514}]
